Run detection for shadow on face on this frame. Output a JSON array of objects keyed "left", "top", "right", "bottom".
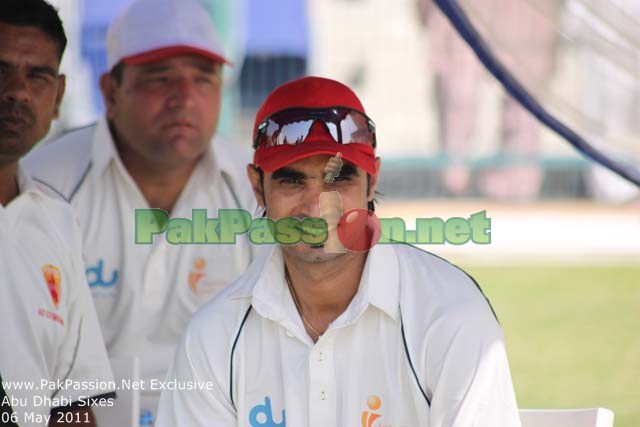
[
  {"left": 0, "top": 23, "right": 64, "bottom": 165},
  {"left": 100, "top": 54, "right": 223, "bottom": 169}
]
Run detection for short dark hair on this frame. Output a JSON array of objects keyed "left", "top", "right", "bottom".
[{"left": 0, "top": 0, "right": 67, "bottom": 60}]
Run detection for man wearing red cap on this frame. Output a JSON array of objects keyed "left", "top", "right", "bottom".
[
  {"left": 157, "top": 76, "right": 521, "bottom": 426},
  {"left": 23, "top": 0, "right": 255, "bottom": 422}
]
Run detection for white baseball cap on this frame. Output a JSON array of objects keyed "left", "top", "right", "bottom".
[{"left": 106, "top": 0, "right": 230, "bottom": 70}]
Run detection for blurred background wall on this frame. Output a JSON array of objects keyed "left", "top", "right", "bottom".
[{"left": 48, "top": 0, "right": 639, "bottom": 203}]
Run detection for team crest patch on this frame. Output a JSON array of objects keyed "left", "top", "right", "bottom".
[
  {"left": 41, "top": 264, "right": 61, "bottom": 308},
  {"left": 188, "top": 257, "right": 207, "bottom": 293}
]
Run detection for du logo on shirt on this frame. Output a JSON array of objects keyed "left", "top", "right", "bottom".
[
  {"left": 249, "top": 397, "right": 285, "bottom": 427},
  {"left": 86, "top": 259, "right": 119, "bottom": 288}
]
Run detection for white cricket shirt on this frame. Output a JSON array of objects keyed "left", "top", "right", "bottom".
[
  {"left": 23, "top": 118, "right": 256, "bottom": 419},
  {"left": 0, "top": 167, "right": 115, "bottom": 427},
  {"left": 156, "top": 243, "right": 521, "bottom": 427}
]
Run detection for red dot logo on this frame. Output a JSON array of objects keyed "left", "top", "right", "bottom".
[{"left": 337, "top": 209, "right": 381, "bottom": 252}]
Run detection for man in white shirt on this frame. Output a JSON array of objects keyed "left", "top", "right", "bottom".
[
  {"left": 157, "top": 76, "right": 521, "bottom": 426},
  {"left": 24, "top": 0, "right": 255, "bottom": 422},
  {"left": 0, "top": 1, "right": 114, "bottom": 426}
]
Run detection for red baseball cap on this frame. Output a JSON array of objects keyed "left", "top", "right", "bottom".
[{"left": 252, "top": 77, "right": 377, "bottom": 175}]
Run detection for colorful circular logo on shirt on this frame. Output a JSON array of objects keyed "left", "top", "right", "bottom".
[
  {"left": 366, "top": 395, "right": 381, "bottom": 411},
  {"left": 362, "top": 395, "right": 382, "bottom": 427}
]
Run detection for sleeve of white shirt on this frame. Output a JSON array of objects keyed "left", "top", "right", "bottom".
[
  {"left": 52, "top": 222, "right": 115, "bottom": 403},
  {"left": 426, "top": 301, "right": 521, "bottom": 427},
  {"left": 156, "top": 325, "right": 236, "bottom": 426}
]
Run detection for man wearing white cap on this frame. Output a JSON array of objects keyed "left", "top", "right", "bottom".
[{"left": 24, "top": 0, "right": 255, "bottom": 422}]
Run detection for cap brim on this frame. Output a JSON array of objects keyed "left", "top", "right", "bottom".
[
  {"left": 121, "top": 45, "right": 232, "bottom": 66},
  {"left": 254, "top": 140, "right": 377, "bottom": 175}
]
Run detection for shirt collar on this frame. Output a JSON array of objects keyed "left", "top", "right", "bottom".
[
  {"left": 91, "top": 117, "right": 118, "bottom": 177},
  {"left": 1, "top": 165, "right": 46, "bottom": 219},
  {"left": 227, "top": 246, "right": 287, "bottom": 319},
  {"left": 16, "top": 164, "right": 41, "bottom": 196},
  {"left": 91, "top": 116, "right": 241, "bottom": 189},
  {"left": 202, "top": 135, "right": 247, "bottom": 196},
  {"left": 357, "top": 243, "right": 400, "bottom": 320},
  {"left": 228, "top": 243, "right": 400, "bottom": 322}
]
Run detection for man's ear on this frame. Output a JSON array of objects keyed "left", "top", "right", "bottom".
[
  {"left": 99, "top": 73, "right": 118, "bottom": 120},
  {"left": 367, "top": 157, "right": 382, "bottom": 201},
  {"left": 246, "top": 164, "right": 266, "bottom": 208},
  {"left": 52, "top": 74, "right": 66, "bottom": 119}
]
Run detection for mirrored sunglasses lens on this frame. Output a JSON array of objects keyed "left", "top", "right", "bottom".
[
  {"left": 258, "top": 109, "right": 376, "bottom": 148},
  {"left": 325, "top": 122, "right": 339, "bottom": 141},
  {"left": 341, "top": 112, "right": 374, "bottom": 144},
  {"left": 276, "top": 120, "right": 314, "bottom": 145}
]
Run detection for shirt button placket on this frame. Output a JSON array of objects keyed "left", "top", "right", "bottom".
[
  {"left": 142, "top": 236, "right": 168, "bottom": 308},
  {"left": 308, "top": 334, "right": 336, "bottom": 427}
]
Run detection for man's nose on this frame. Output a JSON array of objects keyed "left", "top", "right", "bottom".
[
  {"left": 300, "top": 181, "right": 339, "bottom": 220},
  {"left": 167, "top": 77, "right": 196, "bottom": 109},
  {"left": 1, "top": 70, "right": 30, "bottom": 104}
]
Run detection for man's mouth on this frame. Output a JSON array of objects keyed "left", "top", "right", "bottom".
[
  {"left": 0, "top": 116, "right": 31, "bottom": 136},
  {"left": 164, "top": 119, "right": 195, "bottom": 130},
  {"left": 295, "top": 221, "right": 331, "bottom": 237},
  {"left": 0, "top": 115, "right": 30, "bottom": 126},
  {"left": 0, "top": 101, "right": 35, "bottom": 127}
]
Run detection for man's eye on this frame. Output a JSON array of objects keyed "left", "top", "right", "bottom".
[
  {"left": 279, "top": 177, "right": 301, "bottom": 185},
  {"left": 147, "top": 76, "right": 169, "bottom": 85},
  {"left": 329, "top": 175, "right": 353, "bottom": 185},
  {"left": 29, "top": 73, "right": 51, "bottom": 83},
  {"left": 196, "top": 75, "right": 216, "bottom": 84},
  {"left": 333, "top": 175, "right": 351, "bottom": 182}
]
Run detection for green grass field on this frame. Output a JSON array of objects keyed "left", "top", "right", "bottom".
[{"left": 464, "top": 265, "right": 640, "bottom": 427}]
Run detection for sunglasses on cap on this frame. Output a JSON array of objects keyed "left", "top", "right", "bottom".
[{"left": 253, "top": 107, "right": 377, "bottom": 150}]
